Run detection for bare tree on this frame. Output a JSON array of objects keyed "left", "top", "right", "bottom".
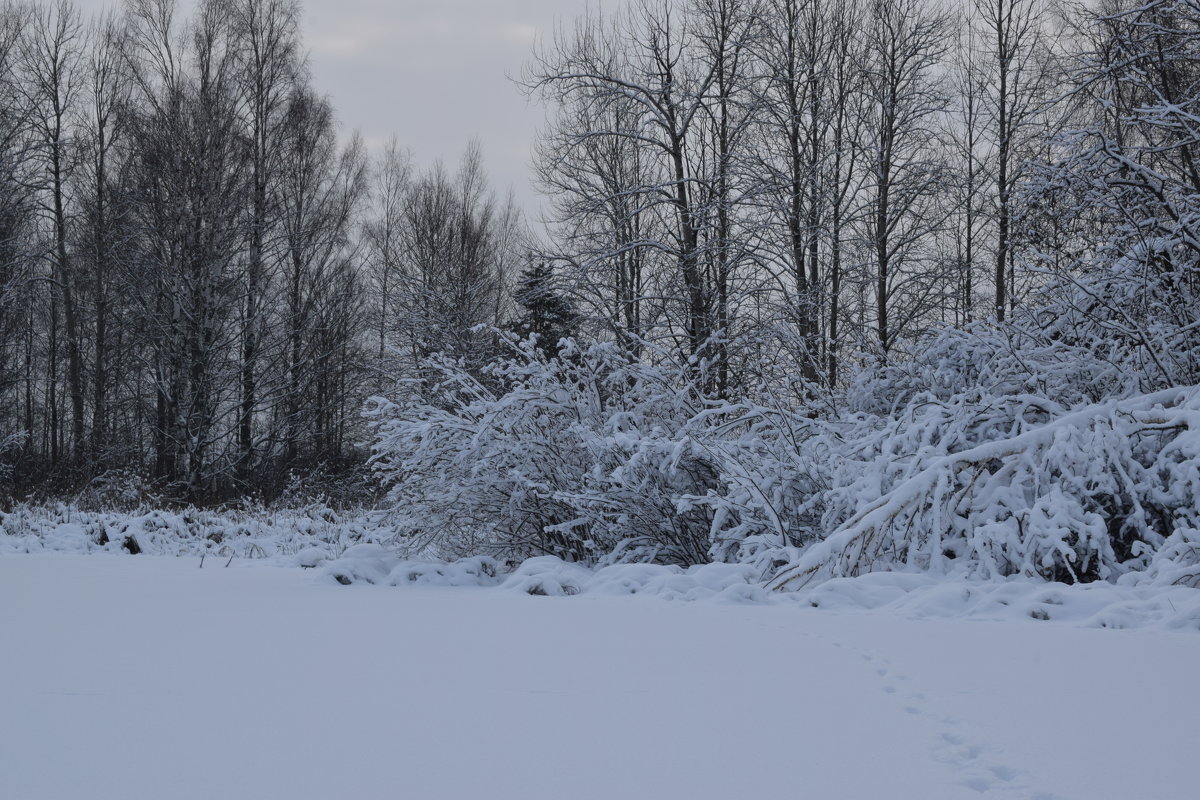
[
  {"left": 20, "top": 0, "right": 86, "bottom": 465},
  {"left": 229, "top": 0, "right": 300, "bottom": 475},
  {"left": 752, "top": 0, "right": 866, "bottom": 387},
  {"left": 526, "top": 0, "right": 718, "bottom": 374},
  {"left": 73, "top": 10, "right": 132, "bottom": 464},
  {"left": 274, "top": 87, "right": 366, "bottom": 467},
  {"left": 0, "top": 1, "right": 35, "bottom": 465},
  {"left": 389, "top": 144, "right": 520, "bottom": 379},
  {"left": 363, "top": 136, "right": 411, "bottom": 388},
  {"left": 687, "top": 0, "right": 760, "bottom": 395},
  {"left": 123, "top": 0, "right": 250, "bottom": 495},
  {"left": 973, "top": 0, "right": 1051, "bottom": 320},
  {"left": 858, "top": 0, "right": 952, "bottom": 357},
  {"left": 529, "top": 12, "right": 660, "bottom": 355},
  {"left": 947, "top": 17, "right": 990, "bottom": 327}
]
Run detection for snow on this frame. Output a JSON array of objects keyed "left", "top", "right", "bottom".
[
  {"left": 316, "top": 549, "right": 1200, "bottom": 631},
  {"left": 0, "top": 506, "right": 380, "bottom": 562},
  {"left": 3, "top": 554, "right": 1199, "bottom": 800}
]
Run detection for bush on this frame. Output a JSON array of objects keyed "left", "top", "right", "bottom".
[
  {"left": 768, "top": 383, "right": 1200, "bottom": 590},
  {"left": 367, "top": 337, "right": 718, "bottom": 565}
]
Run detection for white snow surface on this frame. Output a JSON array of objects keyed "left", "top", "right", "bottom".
[
  {"left": 2, "top": 553, "right": 1199, "bottom": 800},
  {"left": 328, "top": 549, "right": 1200, "bottom": 632}
]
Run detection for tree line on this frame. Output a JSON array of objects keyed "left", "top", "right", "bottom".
[
  {"left": 3, "top": 0, "right": 1199, "bottom": 512},
  {"left": 524, "top": 0, "right": 1065, "bottom": 398},
  {"left": 0, "top": 0, "right": 522, "bottom": 500}
]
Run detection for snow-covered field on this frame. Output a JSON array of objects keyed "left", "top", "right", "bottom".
[{"left": 3, "top": 554, "right": 1198, "bottom": 800}]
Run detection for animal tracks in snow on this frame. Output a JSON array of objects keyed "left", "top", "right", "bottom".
[{"left": 836, "top": 637, "right": 1063, "bottom": 800}]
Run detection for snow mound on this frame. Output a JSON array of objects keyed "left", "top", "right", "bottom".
[
  {"left": 293, "top": 547, "right": 330, "bottom": 568},
  {"left": 41, "top": 523, "right": 91, "bottom": 552},
  {"left": 321, "top": 551, "right": 766, "bottom": 602},
  {"left": 501, "top": 556, "right": 592, "bottom": 595},
  {"left": 586, "top": 561, "right": 766, "bottom": 602},
  {"left": 319, "top": 549, "right": 1200, "bottom": 631},
  {"left": 319, "top": 551, "right": 505, "bottom": 588},
  {"left": 801, "top": 571, "right": 1200, "bottom": 631}
]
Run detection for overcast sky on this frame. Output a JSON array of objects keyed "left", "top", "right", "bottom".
[
  {"left": 79, "top": 0, "right": 597, "bottom": 215},
  {"left": 301, "top": 0, "right": 593, "bottom": 214}
]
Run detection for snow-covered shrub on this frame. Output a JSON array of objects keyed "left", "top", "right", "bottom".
[
  {"left": 1132, "top": 528, "right": 1200, "bottom": 589},
  {"left": 768, "top": 385, "right": 1200, "bottom": 590},
  {"left": 368, "top": 305, "right": 1200, "bottom": 588},
  {"left": 1024, "top": 229, "right": 1200, "bottom": 395},
  {"left": 274, "top": 462, "right": 379, "bottom": 510},
  {"left": 74, "top": 468, "right": 160, "bottom": 512},
  {"left": 0, "top": 502, "right": 386, "bottom": 559},
  {"left": 367, "top": 338, "right": 719, "bottom": 565},
  {"left": 847, "top": 322, "right": 1129, "bottom": 416},
  {"left": 0, "top": 430, "right": 23, "bottom": 494},
  {"left": 695, "top": 324, "right": 1134, "bottom": 581},
  {"left": 690, "top": 398, "right": 831, "bottom": 571}
]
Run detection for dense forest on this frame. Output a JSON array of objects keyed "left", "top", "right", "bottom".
[{"left": 2, "top": 0, "right": 1199, "bottom": 586}]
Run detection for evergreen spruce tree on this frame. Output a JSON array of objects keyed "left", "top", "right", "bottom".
[{"left": 511, "top": 262, "right": 577, "bottom": 356}]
